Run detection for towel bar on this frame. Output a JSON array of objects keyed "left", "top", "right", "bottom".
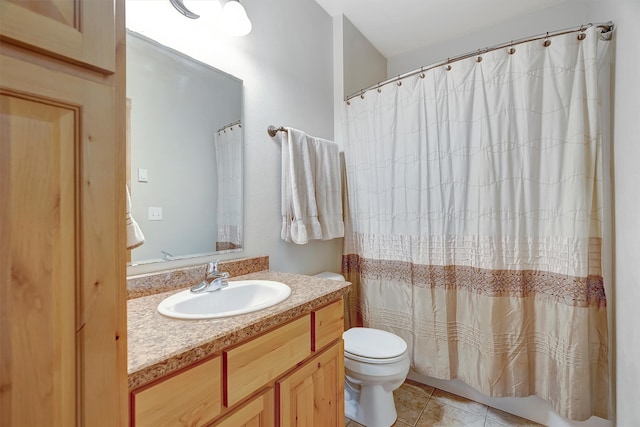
[{"left": 267, "top": 125, "right": 287, "bottom": 137}]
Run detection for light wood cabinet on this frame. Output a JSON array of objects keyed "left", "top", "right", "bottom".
[
  {"left": 277, "top": 341, "right": 344, "bottom": 427},
  {"left": 0, "top": 0, "right": 126, "bottom": 425},
  {"left": 130, "top": 300, "right": 345, "bottom": 427},
  {"left": 132, "top": 357, "right": 222, "bottom": 427}
]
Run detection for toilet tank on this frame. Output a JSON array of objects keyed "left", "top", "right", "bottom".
[{"left": 314, "top": 272, "right": 345, "bottom": 281}]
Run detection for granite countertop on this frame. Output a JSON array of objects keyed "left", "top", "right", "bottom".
[{"left": 127, "top": 270, "right": 351, "bottom": 390}]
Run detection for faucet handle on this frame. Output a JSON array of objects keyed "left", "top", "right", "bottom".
[{"left": 206, "top": 260, "right": 219, "bottom": 277}]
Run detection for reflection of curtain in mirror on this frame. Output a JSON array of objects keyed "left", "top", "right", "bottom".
[{"left": 215, "top": 121, "right": 243, "bottom": 251}]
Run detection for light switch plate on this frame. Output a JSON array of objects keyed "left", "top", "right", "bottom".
[
  {"left": 138, "top": 168, "right": 148, "bottom": 182},
  {"left": 148, "top": 207, "right": 162, "bottom": 221}
]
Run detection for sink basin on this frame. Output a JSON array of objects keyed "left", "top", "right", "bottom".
[{"left": 157, "top": 280, "right": 291, "bottom": 320}]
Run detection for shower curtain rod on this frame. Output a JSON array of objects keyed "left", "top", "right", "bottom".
[
  {"left": 345, "top": 21, "right": 614, "bottom": 102},
  {"left": 217, "top": 120, "right": 242, "bottom": 134}
]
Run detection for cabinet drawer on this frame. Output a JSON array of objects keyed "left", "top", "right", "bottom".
[
  {"left": 132, "top": 356, "right": 222, "bottom": 427},
  {"left": 312, "top": 299, "right": 344, "bottom": 351},
  {"left": 224, "top": 315, "right": 311, "bottom": 407}
]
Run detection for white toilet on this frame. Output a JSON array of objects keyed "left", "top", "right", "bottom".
[{"left": 314, "top": 272, "right": 410, "bottom": 427}]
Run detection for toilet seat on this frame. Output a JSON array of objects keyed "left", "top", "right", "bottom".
[{"left": 343, "top": 328, "right": 408, "bottom": 364}]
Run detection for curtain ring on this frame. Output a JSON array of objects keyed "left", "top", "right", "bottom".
[
  {"left": 543, "top": 32, "right": 551, "bottom": 47},
  {"left": 346, "top": 100, "right": 351, "bottom": 106},
  {"left": 508, "top": 41, "right": 516, "bottom": 55},
  {"left": 396, "top": 75, "right": 402, "bottom": 86},
  {"left": 420, "top": 66, "right": 425, "bottom": 79},
  {"left": 577, "top": 32, "right": 586, "bottom": 41},
  {"left": 445, "top": 59, "right": 452, "bottom": 71},
  {"left": 377, "top": 83, "right": 382, "bottom": 93}
]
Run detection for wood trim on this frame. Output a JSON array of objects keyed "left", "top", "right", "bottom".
[
  {"left": 0, "top": 0, "right": 116, "bottom": 73},
  {"left": 114, "top": 0, "right": 128, "bottom": 424}
]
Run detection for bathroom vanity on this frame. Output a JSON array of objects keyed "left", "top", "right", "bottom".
[{"left": 127, "top": 270, "right": 350, "bottom": 426}]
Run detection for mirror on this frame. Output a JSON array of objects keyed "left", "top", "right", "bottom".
[{"left": 127, "top": 30, "right": 243, "bottom": 265}]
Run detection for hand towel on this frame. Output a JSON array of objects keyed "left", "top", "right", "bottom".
[
  {"left": 313, "top": 135, "right": 344, "bottom": 240},
  {"left": 280, "top": 127, "right": 344, "bottom": 244},
  {"left": 126, "top": 185, "right": 145, "bottom": 249}
]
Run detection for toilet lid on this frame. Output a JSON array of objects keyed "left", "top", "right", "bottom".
[{"left": 343, "top": 328, "right": 407, "bottom": 359}]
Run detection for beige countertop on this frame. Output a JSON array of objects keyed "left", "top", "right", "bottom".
[{"left": 127, "top": 270, "right": 351, "bottom": 390}]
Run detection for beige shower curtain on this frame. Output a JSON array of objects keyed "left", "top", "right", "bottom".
[{"left": 341, "top": 26, "right": 610, "bottom": 421}]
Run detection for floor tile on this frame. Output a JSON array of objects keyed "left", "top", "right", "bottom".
[
  {"left": 393, "top": 384, "right": 431, "bottom": 425},
  {"left": 485, "top": 407, "right": 544, "bottom": 426},
  {"left": 400, "top": 379, "right": 435, "bottom": 398},
  {"left": 430, "top": 388, "right": 488, "bottom": 417},
  {"left": 416, "top": 398, "right": 485, "bottom": 427}
]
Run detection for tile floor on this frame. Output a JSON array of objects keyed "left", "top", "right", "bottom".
[{"left": 345, "top": 379, "right": 544, "bottom": 427}]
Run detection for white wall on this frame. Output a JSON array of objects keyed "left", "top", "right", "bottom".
[
  {"left": 126, "top": 0, "right": 342, "bottom": 275},
  {"left": 342, "top": 16, "right": 386, "bottom": 98},
  {"left": 388, "top": 1, "right": 591, "bottom": 77},
  {"left": 584, "top": 1, "right": 640, "bottom": 425}
]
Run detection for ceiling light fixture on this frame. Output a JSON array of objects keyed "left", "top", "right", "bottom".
[
  {"left": 220, "top": 0, "right": 252, "bottom": 37},
  {"left": 168, "top": 0, "right": 252, "bottom": 36}
]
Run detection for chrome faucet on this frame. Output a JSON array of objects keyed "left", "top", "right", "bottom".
[{"left": 190, "top": 260, "right": 230, "bottom": 293}]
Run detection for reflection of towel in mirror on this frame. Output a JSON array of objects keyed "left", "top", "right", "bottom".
[
  {"left": 126, "top": 185, "right": 145, "bottom": 249},
  {"left": 280, "top": 127, "right": 344, "bottom": 244}
]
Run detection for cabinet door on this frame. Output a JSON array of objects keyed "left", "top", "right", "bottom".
[
  {"left": 212, "top": 388, "right": 274, "bottom": 427},
  {"left": 0, "top": 0, "right": 115, "bottom": 72},
  {"left": 277, "top": 341, "right": 344, "bottom": 427},
  {"left": 0, "top": 50, "right": 122, "bottom": 426}
]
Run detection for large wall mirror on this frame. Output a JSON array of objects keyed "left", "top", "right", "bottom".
[{"left": 127, "top": 30, "right": 244, "bottom": 265}]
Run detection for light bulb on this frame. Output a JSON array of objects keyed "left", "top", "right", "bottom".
[
  {"left": 183, "top": 0, "right": 222, "bottom": 18},
  {"left": 221, "top": 0, "right": 252, "bottom": 36}
]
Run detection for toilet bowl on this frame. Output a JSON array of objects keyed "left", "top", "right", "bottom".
[
  {"left": 343, "top": 327, "right": 410, "bottom": 427},
  {"left": 314, "top": 272, "right": 410, "bottom": 427}
]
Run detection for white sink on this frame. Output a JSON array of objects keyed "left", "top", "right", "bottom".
[{"left": 157, "top": 280, "right": 291, "bottom": 320}]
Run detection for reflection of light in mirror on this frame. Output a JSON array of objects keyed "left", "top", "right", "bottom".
[
  {"left": 125, "top": 0, "right": 250, "bottom": 84},
  {"left": 220, "top": 0, "right": 252, "bottom": 36},
  {"left": 127, "top": 1, "right": 225, "bottom": 51}
]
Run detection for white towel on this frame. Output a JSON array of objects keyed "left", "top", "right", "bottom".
[
  {"left": 126, "top": 185, "right": 145, "bottom": 249},
  {"left": 280, "top": 127, "right": 344, "bottom": 244}
]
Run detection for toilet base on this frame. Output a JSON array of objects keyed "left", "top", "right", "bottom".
[{"left": 344, "top": 377, "right": 398, "bottom": 427}]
